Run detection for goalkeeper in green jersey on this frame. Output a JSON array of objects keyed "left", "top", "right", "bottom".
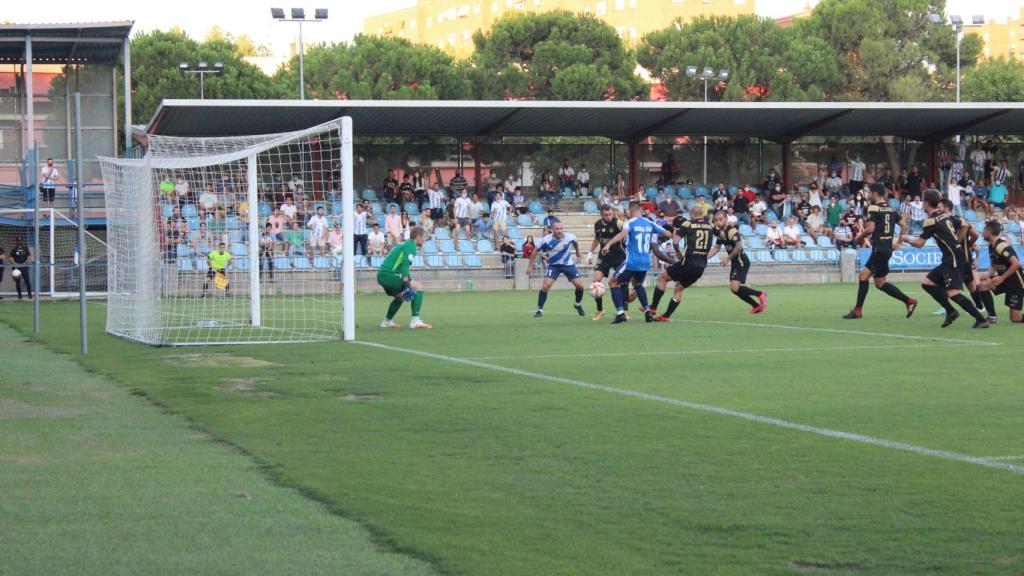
[{"left": 377, "top": 226, "right": 432, "bottom": 329}]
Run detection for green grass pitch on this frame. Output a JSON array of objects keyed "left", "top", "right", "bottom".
[{"left": 2, "top": 282, "right": 1023, "bottom": 575}]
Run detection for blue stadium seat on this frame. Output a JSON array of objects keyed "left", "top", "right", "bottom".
[
  {"left": 793, "top": 249, "right": 810, "bottom": 263},
  {"left": 332, "top": 255, "right": 343, "bottom": 268},
  {"left": 677, "top": 187, "right": 692, "bottom": 199},
  {"left": 439, "top": 240, "right": 456, "bottom": 253},
  {"left": 739, "top": 224, "right": 754, "bottom": 237},
  {"left": 427, "top": 255, "right": 445, "bottom": 268},
  {"left": 827, "top": 249, "right": 840, "bottom": 261},
  {"left": 514, "top": 238, "right": 526, "bottom": 251},
  {"left": 774, "top": 250, "right": 792, "bottom": 263},
  {"left": 182, "top": 204, "right": 198, "bottom": 218},
  {"left": 592, "top": 186, "right": 604, "bottom": 197},
  {"left": 331, "top": 201, "right": 344, "bottom": 215},
  {"left": 422, "top": 241, "right": 438, "bottom": 254},
  {"left": 696, "top": 186, "right": 709, "bottom": 197},
  {"left": 465, "top": 255, "right": 482, "bottom": 267},
  {"left": 809, "top": 249, "right": 826, "bottom": 262},
  {"left": 476, "top": 239, "right": 494, "bottom": 253},
  {"left": 888, "top": 199, "right": 901, "bottom": 210},
  {"left": 817, "top": 236, "right": 832, "bottom": 248},
  {"left": 313, "top": 256, "right": 332, "bottom": 269},
  {"left": 529, "top": 201, "right": 545, "bottom": 215},
  {"left": 353, "top": 255, "right": 368, "bottom": 268},
  {"left": 404, "top": 202, "right": 419, "bottom": 215},
  {"left": 257, "top": 204, "right": 271, "bottom": 219},
  {"left": 446, "top": 254, "right": 463, "bottom": 267},
  {"left": 409, "top": 214, "right": 420, "bottom": 224},
  {"left": 1007, "top": 221, "right": 1021, "bottom": 234},
  {"left": 508, "top": 227, "right": 524, "bottom": 240},
  {"left": 517, "top": 214, "right": 534, "bottom": 226},
  {"left": 361, "top": 189, "right": 377, "bottom": 201},
  {"left": 583, "top": 201, "right": 599, "bottom": 214},
  {"left": 225, "top": 215, "right": 239, "bottom": 229},
  {"left": 176, "top": 258, "right": 194, "bottom": 273},
  {"left": 748, "top": 237, "right": 766, "bottom": 249},
  {"left": 274, "top": 256, "right": 292, "bottom": 270},
  {"left": 195, "top": 258, "right": 209, "bottom": 272},
  {"left": 755, "top": 223, "right": 768, "bottom": 236},
  {"left": 176, "top": 244, "right": 192, "bottom": 259},
  {"left": 161, "top": 204, "right": 174, "bottom": 219},
  {"left": 412, "top": 255, "right": 425, "bottom": 268},
  {"left": 766, "top": 211, "right": 778, "bottom": 222},
  {"left": 963, "top": 209, "right": 978, "bottom": 222},
  {"left": 231, "top": 243, "right": 247, "bottom": 257},
  {"left": 376, "top": 215, "right": 386, "bottom": 228},
  {"left": 458, "top": 240, "right": 475, "bottom": 253},
  {"left": 434, "top": 228, "right": 450, "bottom": 240},
  {"left": 728, "top": 186, "right": 738, "bottom": 196},
  {"left": 370, "top": 256, "right": 385, "bottom": 268},
  {"left": 663, "top": 186, "right": 675, "bottom": 196},
  {"left": 800, "top": 235, "right": 813, "bottom": 247},
  {"left": 228, "top": 230, "right": 243, "bottom": 244},
  {"left": 645, "top": 186, "right": 657, "bottom": 199},
  {"left": 562, "top": 188, "right": 575, "bottom": 199},
  {"left": 234, "top": 258, "right": 250, "bottom": 271},
  {"left": 187, "top": 216, "right": 200, "bottom": 231}
]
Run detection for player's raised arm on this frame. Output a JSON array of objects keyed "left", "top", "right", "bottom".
[{"left": 651, "top": 240, "right": 675, "bottom": 265}]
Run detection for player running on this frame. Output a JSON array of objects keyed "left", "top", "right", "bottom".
[
  {"left": 587, "top": 204, "right": 625, "bottom": 320},
  {"left": 976, "top": 220, "right": 1023, "bottom": 323},
  {"left": 707, "top": 209, "right": 767, "bottom": 313},
  {"left": 942, "top": 198, "right": 997, "bottom": 322},
  {"left": 202, "top": 242, "right": 232, "bottom": 298},
  {"left": 602, "top": 203, "right": 672, "bottom": 324},
  {"left": 649, "top": 207, "right": 716, "bottom": 322},
  {"left": 899, "top": 189, "right": 989, "bottom": 328},
  {"left": 377, "top": 226, "right": 432, "bottom": 329},
  {"left": 528, "top": 221, "right": 586, "bottom": 318},
  {"left": 842, "top": 183, "right": 917, "bottom": 319}
]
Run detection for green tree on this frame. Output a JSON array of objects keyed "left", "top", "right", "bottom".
[
  {"left": 274, "top": 35, "right": 472, "bottom": 100},
  {"left": 637, "top": 15, "right": 843, "bottom": 102},
  {"left": 125, "top": 30, "right": 283, "bottom": 122},
  {"left": 963, "top": 57, "right": 1024, "bottom": 102},
  {"left": 468, "top": 11, "right": 645, "bottom": 100}
]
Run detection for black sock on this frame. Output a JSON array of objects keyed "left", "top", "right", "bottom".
[
  {"left": 880, "top": 282, "right": 910, "bottom": 304},
  {"left": 735, "top": 291, "right": 758, "bottom": 308},
  {"left": 663, "top": 298, "right": 680, "bottom": 318},
  {"left": 537, "top": 290, "right": 548, "bottom": 310},
  {"left": 651, "top": 287, "right": 665, "bottom": 310},
  {"left": 951, "top": 293, "right": 987, "bottom": 322},
  {"left": 595, "top": 295, "right": 603, "bottom": 311},
  {"left": 737, "top": 285, "right": 762, "bottom": 299},
  {"left": 970, "top": 290, "right": 984, "bottom": 310},
  {"left": 922, "top": 284, "right": 955, "bottom": 314},
  {"left": 980, "top": 290, "right": 996, "bottom": 317},
  {"left": 574, "top": 288, "right": 584, "bottom": 306},
  {"left": 855, "top": 280, "right": 869, "bottom": 309}
]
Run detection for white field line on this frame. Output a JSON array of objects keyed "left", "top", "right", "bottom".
[
  {"left": 674, "top": 319, "right": 1001, "bottom": 347},
  {"left": 984, "top": 455, "right": 1024, "bottom": 461},
  {"left": 468, "top": 343, "right": 973, "bottom": 361},
  {"left": 355, "top": 340, "right": 1024, "bottom": 476}
]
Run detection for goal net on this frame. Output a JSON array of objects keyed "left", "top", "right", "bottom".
[
  {"left": 0, "top": 208, "right": 108, "bottom": 298},
  {"left": 98, "top": 118, "right": 355, "bottom": 346}
]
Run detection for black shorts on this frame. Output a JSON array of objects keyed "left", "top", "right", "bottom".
[
  {"left": 926, "top": 261, "right": 963, "bottom": 291},
  {"left": 730, "top": 254, "right": 751, "bottom": 284},
  {"left": 993, "top": 285, "right": 1023, "bottom": 311},
  {"left": 207, "top": 268, "right": 226, "bottom": 279},
  {"left": 865, "top": 250, "right": 892, "bottom": 278},
  {"left": 430, "top": 208, "right": 443, "bottom": 221},
  {"left": 667, "top": 261, "right": 705, "bottom": 288},
  {"left": 41, "top": 186, "right": 55, "bottom": 201},
  {"left": 595, "top": 256, "right": 625, "bottom": 278}
]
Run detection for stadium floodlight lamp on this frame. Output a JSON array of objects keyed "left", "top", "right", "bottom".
[
  {"left": 685, "top": 65, "right": 698, "bottom": 77},
  {"left": 701, "top": 67, "right": 714, "bottom": 79},
  {"left": 950, "top": 14, "right": 963, "bottom": 26},
  {"left": 178, "top": 62, "right": 189, "bottom": 70},
  {"left": 972, "top": 15, "right": 985, "bottom": 25},
  {"left": 291, "top": 7, "right": 305, "bottom": 19},
  {"left": 717, "top": 69, "right": 730, "bottom": 81},
  {"left": 197, "top": 61, "right": 208, "bottom": 70},
  {"left": 213, "top": 61, "right": 224, "bottom": 72},
  {"left": 315, "top": 8, "right": 328, "bottom": 19},
  {"left": 271, "top": 7, "right": 286, "bottom": 19},
  {"left": 928, "top": 13, "right": 942, "bottom": 25}
]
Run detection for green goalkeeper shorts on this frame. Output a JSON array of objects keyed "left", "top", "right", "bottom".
[{"left": 377, "top": 273, "right": 405, "bottom": 297}]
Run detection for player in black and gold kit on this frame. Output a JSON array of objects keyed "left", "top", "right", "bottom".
[
  {"left": 708, "top": 209, "right": 767, "bottom": 313},
  {"left": 900, "top": 190, "right": 989, "bottom": 328},
  {"left": 587, "top": 205, "right": 626, "bottom": 320},
  {"left": 942, "top": 199, "right": 998, "bottom": 322},
  {"left": 977, "top": 221, "right": 1023, "bottom": 323},
  {"left": 843, "top": 183, "right": 917, "bottom": 319},
  {"left": 649, "top": 207, "right": 716, "bottom": 321}
]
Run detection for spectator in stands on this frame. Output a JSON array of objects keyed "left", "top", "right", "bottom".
[
  {"left": 259, "top": 223, "right": 276, "bottom": 281},
  {"left": 905, "top": 164, "right": 923, "bottom": 199},
  {"left": 411, "top": 169, "right": 427, "bottom": 211},
  {"left": 850, "top": 189, "right": 868, "bottom": 217},
  {"left": 969, "top": 142, "right": 987, "bottom": 181},
  {"left": 614, "top": 172, "right": 626, "bottom": 196},
  {"left": 658, "top": 191, "right": 681, "bottom": 218},
  {"left": 540, "top": 169, "right": 559, "bottom": 209},
  {"left": 824, "top": 195, "right": 841, "bottom": 229},
  {"left": 490, "top": 192, "right": 511, "bottom": 244},
  {"left": 418, "top": 209, "right": 434, "bottom": 239},
  {"left": 765, "top": 220, "right": 784, "bottom": 251},
  {"left": 427, "top": 182, "right": 446, "bottom": 224},
  {"left": 900, "top": 194, "right": 914, "bottom": 222},
  {"left": 382, "top": 169, "right": 399, "bottom": 204},
  {"left": 328, "top": 224, "right": 344, "bottom": 258},
  {"left": 660, "top": 152, "right": 680, "bottom": 185},
  {"left": 167, "top": 206, "right": 185, "bottom": 229},
  {"left": 485, "top": 169, "right": 501, "bottom": 193},
  {"left": 805, "top": 205, "right": 827, "bottom": 244},
  {"left": 783, "top": 216, "right": 804, "bottom": 247},
  {"left": 796, "top": 193, "right": 811, "bottom": 223},
  {"left": 164, "top": 219, "right": 182, "bottom": 262},
  {"left": 654, "top": 187, "right": 666, "bottom": 206},
  {"left": 832, "top": 214, "right": 853, "bottom": 249},
  {"left": 971, "top": 179, "right": 991, "bottom": 218},
  {"left": 1004, "top": 206, "right": 1024, "bottom": 244},
  {"left": 512, "top": 186, "right": 528, "bottom": 216},
  {"left": 385, "top": 204, "right": 403, "bottom": 246},
  {"left": 824, "top": 169, "right": 844, "bottom": 198},
  {"left": 732, "top": 189, "right": 751, "bottom": 226},
  {"left": 990, "top": 159, "right": 1011, "bottom": 209},
  {"left": 504, "top": 172, "right": 520, "bottom": 194},
  {"left": 808, "top": 181, "right": 824, "bottom": 209},
  {"left": 598, "top": 188, "right": 613, "bottom": 207},
  {"left": 453, "top": 190, "right": 473, "bottom": 242},
  {"left": 199, "top": 184, "right": 219, "bottom": 217},
  {"left": 175, "top": 176, "right": 192, "bottom": 204},
  {"left": 272, "top": 170, "right": 286, "bottom": 195},
  {"left": 352, "top": 203, "right": 369, "bottom": 257},
  {"left": 447, "top": 170, "right": 468, "bottom": 199},
  {"left": 307, "top": 206, "right": 328, "bottom": 257},
  {"left": 542, "top": 210, "right": 560, "bottom": 235},
  {"left": 280, "top": 195, "right": 298, "bottom": 222},
  {"left": 367, "top": 223, "right": 386, "bottom": 256},
  {"left": 750, "top": 193, "right": 768, "bottom": 224},
  {"left": 712, "top": 183, "right": 729, "bottom": 211},
  {"left": 609, "top": 194, "right": 625, "bottom": 216},
  {"left": 475, "top": 213, "right": 493, "bottom": 243},
  {"left": 522, "top": 235, "right": 536, "bottom": 263},
  {"left": 577, "top": 164, "right": 590, "bottom": 197},
  {"left": 724, "top": 207, "right": 739, "bottom": 226},
  {"left": 470, "top": 193, "right": 487, "bottom": 235},
  {"left": 947, "top": 177, "right": 965, "bottom": 217},
  {"left": 192, "top": 221, "right": 213, "bottom": 255},
  {"left": 846, "top": 151, "right": 866, "bottom": 197},
  {"left": 769, "top": 182, "right": 786, "bottom": 219},
  {"left": 267, "top": 208, "right": 286, "bottom": 244},
  {"left": 284, "top": 220, "right": 304, "bottom": 256},
  {"left": 160, "top": 175, "right": 177, "bottom": 204},
  {"left": 879, "top": 166, "right": 896, "bottom": 194},
  {"left": 1019, "top": 152, "right": 1024, "bottom": 193},
  {"left": 694, "top": 195, "right": 711, "bottom": 218},
  {"left": 762, "top": 168, "right": 781, "bottom": 192},
  {"left": 398, "top": 174, "right": 415, "bottom": 205},
  {"left": 908, "top": 194, "right": 925, "bottom": 233},
  {"left": 500, "top": 235, "right": 516, "bottom": 279},
  {"left": 209, "top": 209, "right": 227, "bottom": 245}
]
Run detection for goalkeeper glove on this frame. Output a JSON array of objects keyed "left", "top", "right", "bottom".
[{"left": 400, "top": 286, "right": 417, "bottom": 302}]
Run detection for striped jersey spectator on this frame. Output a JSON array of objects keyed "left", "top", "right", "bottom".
[
  {"left": 428, "top": 183, "right": 445, "bottom": 222},
  {"left": 490, "top": 192, "right": 511, "bottom": 243}
]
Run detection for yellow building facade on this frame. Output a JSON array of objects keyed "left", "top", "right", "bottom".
[
  {"left": 364, "top": 0, "right": 756, "bottom": 58},
  {"left": 973, "top": 7, "right": 1024, "bottom": 61}
]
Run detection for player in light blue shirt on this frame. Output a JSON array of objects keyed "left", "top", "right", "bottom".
[
  {"left": 527, "top": 221, "right": 586, "bottom": 318},
  {"left": 602, "top": 203, "right": 673, "bottom": 323}
]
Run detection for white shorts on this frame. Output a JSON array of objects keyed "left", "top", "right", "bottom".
[
  {"left": 310, "top": 236, "right": 326, "bottom": 248},
  {"left": 494, "top": 220, "right": 508, "bottom": 232}
]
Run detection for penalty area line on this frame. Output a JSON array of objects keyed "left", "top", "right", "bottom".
[
  {"left": 674, "top": 319, "right": 1001, "bottom": 347},
  {"left": 354, "top": 340, "right": 1024, "bottom": 477},
  {"left": 468, "top": 343, "right": 971, "bottom": 361}
]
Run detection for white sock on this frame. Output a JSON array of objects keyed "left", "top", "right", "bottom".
[{"left": 411, "top": 316, "right": 420, "bottom": 324}]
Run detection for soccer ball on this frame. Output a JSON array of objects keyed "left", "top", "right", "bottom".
[
  {"left": 11, "top": 268, "right": 21, "bottom": 279},
  {"left": 590, "top": 281, "right": 605, "bottom": 299}
]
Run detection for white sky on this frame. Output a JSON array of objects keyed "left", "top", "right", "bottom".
[{"left": 2, "top": 1, "right": 1019, "bottom": 60}]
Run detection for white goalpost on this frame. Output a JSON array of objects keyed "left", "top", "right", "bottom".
[
  {"left": 0, "top": 208, "right": 108, "bottom": 299},
  {"left": 98, "top": 118, "right": 355, "bottom": 346}
]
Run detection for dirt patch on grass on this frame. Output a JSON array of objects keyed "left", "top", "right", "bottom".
[
  {"left": 787, "top": 561, "right": 866, "bottom": 573},
  {"left": 0, "top": 399, "right": 85, "bottom": 419},
  {"left": 164, "top": 353, "right": 276, "bottom": 368},
  {"left": 216, "top": 378, "right": 280, "bottom": 398}
]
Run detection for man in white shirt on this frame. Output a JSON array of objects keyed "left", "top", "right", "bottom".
[
  {"left": 40, "top": 158, "right": 59, "bottom": 208},
  {"left": 598, "top": 190, "right": 613, "bottom": 207},
  {"left": 453, "top": 191, "right": 473, "bottom": 241},
  {"left": 846, "top": 151, "right": 866, "bottom": 197},
  {"left": 970, "top": 143, "right": 987, "bottom": 180},
  {"left": 199, "top": 186, "right": 219, "bottom": 217},
  {"left": 353, "top": 203, "right": 369, "bottom": 256},
  {"left": 307, "top": 206, "right": 328, "bottom": 256},
  {"left": 609, "top": 194, "right": 625, "bottom": 215},
  {"left": 557, "top": 159, "right": 575, "bottom": 195},
  {"left": 367, "top": 224, "right": 387, "bottom": 256},
  {"left": 783, "top": 216, "right": 804, "bottom": 247},
  {"left": 750, "top": 194, "right": 768, "bottom": 223},
  {"left": 946, "top": 180, "right": 964, "bottom": 217},
  {"left": 427, "top": 182, "right": 446, "bottom": 224},
  {"left": 469, "top": 193, "right": 486, "bottom": 240},
  {"left": 805, "top": 205, "right": 826, "bottom": 244},
  {"left": 576, "top": 164, "right": 591, "bottom": 197},
  {"left": 175, "top": 177, "right": 191, "bottom": 203},
  {"left": 765, "top": 220, "right": 784, "bottom": 249},
  {"left": 490, "top": 192, "right": 511, "bottom": 244}
]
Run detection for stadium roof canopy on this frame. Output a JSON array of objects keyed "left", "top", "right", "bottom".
[
  {"left": 147, "top": 99, "right": 1024, "bottom": 142},
  {"left": 0, "top": 21, "right": 134, "bottom": 64}
]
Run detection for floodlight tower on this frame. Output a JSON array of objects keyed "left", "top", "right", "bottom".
[
  {"left": 272, "top": 7, "right": 328, "bottom": 100},
  {"left": 178, "top": 61, "right": 224, "bottom": 100},
  {"left": 686, "top": 66, "right": 730, "bottom": 185}
]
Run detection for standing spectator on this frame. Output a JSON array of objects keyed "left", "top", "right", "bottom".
[
  {"left": 658, "top": 192, "right": 681, "bottom": 218},
  {"left": 969, "top": 142, "right": 987, "bottom": 181},
  {"left": 765, "top": 220, "right": 784, "bottom": 251},
  {"left": 512, "top": 187, "right": 528, "bottom": 216},
  {"left": 796, "top": 193, "right": 811, "bottom": 223},
  {"left": 905, "top": 165, "right": 923, "bottom": 199},
  {"left": 382, "top": 169, "right": 399, "bottom": 204},
  {"left": 209, "top": 209, "right": 228, "bottom": 245},
  {"left": 825, "top": 169, "right": 844, "bottom": 198},
  {"left": 288, "top": 173, "right": 304, "bottom": 196},
  {"left": 769, "top": 182, "right": 787, "bottom": 219},
  {"left": 470, "top": 193, "right": 487, "bottom": 236},
  {"left": 846, "top": 151, "right": 866, "bottom": 197},
  {"left": 398, "top": 174, "right": 415, "bottom": 205},
  {"left": 428, "top": 182, "right": 446, "bottom": 224},
  {"left": 400, "top": 211, "right": 412, "bottom": 241},
  {"left": 449, "top": 170, "right": 468, "bottom": 197},
  {"left": 990, "top": 160, "right": 1011, "bottom": 209},
  {"left": 307, "top": 206, "right": 328, "bottom": 257},
  {"left": 40, "top": 157, "right": 59, "bottom": 209},
  {"left": 199, "top": 185, "right": 219, "bottom": 218},
  {"left": 827, "top": 154, "right": 844, "bottom": 176},
  {"left": 750, "top": 193, "right": 768, "bottom": 224},
  {"left": 949, "top": 154, "right": 965, "bottom": 186},
  {"left": 613, "top": 172, "right": 626, "bottom": 196},
  {"left": 175, "top": 176, "right": 192, "bottom": 205},
  {"left": 328, "top": 224, "right": 344, "bottom": 258},
  {"left": 384, "top": 205, "right": 403, "bottom": 247},
  {"left": 762, "top": 167, "right": 781, "bottom": 192},
  {"left": 732, "top": 190, "right": 751, "bottom": 226},
  {"left": 826, "top": 195, "right": 842, "bottom": 229},
  {"left": 660, "top": 152, "right": 679, "bottom": 185},
  {"left": 267, "top": 209, "right": 286, "bottom": 244},
  {"left": 412, "top": 169, "right": 427, "bottom": 211},
  {"left": 879, "top": 166, "right": 896, "bottom": 194},
  {"left": 946, "top": 178, "right": 964, "bottom": 217},
  {"left": 499, "top": 235, "right": 516, "bottom": 278},
  {"left": 807, "top": 181, "right": 824, "bottom": 209},
  {"left": 453, "top": 191, "right": 473, "bottom": 241},
  {"left": 353, "top": 203, "right": 369, "bottom": 256},
  {"left": 159, "top": 175, "right": 177, "bottom": 204},
  {"left": 909, "top": 195, "right": 925, "bottom": 233},
  {"left": 259, "top": 224, "right": 276, "bottom": 281},
  {"left": 367, "top": 224, "right": 387, "bottom": 256},
  {"left": 192, "top": 222, "right": 214, "bottom": 255},
  {"left": 280, "top": 195, "right": 298, "bottom": 222},
  {"left": 782, "top": 216, "right": 804, "bottom": 247},
  {"left": 284, "top": 221, "right": 305, "bottom": 256},
  {"left": 490, "top": 192, "right": 511, "bottom": 244}
]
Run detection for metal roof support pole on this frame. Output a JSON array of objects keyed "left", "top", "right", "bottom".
[
  {"left": 474, "top": 140, "right": 482, "bottom": 196},
  {"left": 27, "top": 34, "right": 40, "bottom": 333},
  {"left": 781, "top": 139, "right": 794, "bottom": 194},
  {"left": 627, "top": 138, "right": 640, "bottom": 198},
  {"left": 123, "top": 35, "right": 132, "bottom": 156},
  {"left": 925, "top": 138, "right": 940, "bottom": 186}
]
